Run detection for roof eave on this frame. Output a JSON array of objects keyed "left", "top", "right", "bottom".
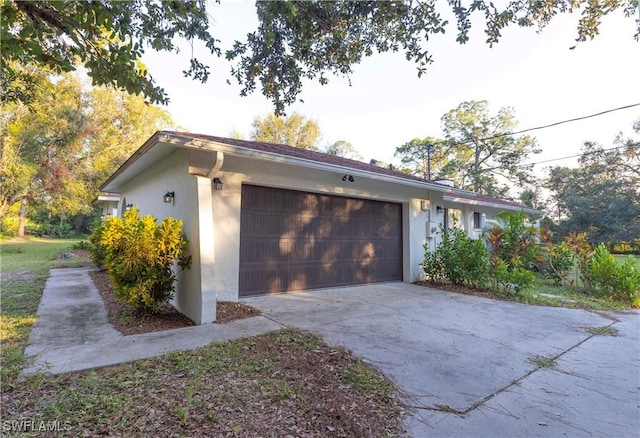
[{"left": 444, "top": 195, "right": 543, "bottom": 215}]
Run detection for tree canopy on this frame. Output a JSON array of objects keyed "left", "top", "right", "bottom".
[
  {"left": 545, "top": 125, "right": 640, "bottom": 249},
  {"left": 250, "top": 112, "right": 321, "bottom": 150},
  {"left": 1, "top": 64, "right": 173, "bottom": 236},
  {"left": 2, "top": 0, "right": 636, "bottom": 113},
  {"left": 395, "top": 100, "right": 540, "bottom": 197}
]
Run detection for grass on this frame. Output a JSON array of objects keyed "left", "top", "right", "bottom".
[
  {"left": 585, "top": 326, "right": 619, "bottom": 336},
  {"left": 527, "top": 355, "right": 557, "bottom": 368},
  {"left": 0, "top": 238, "right": 405, "bottom": 436},
  {"left": 1, "top": 237, "right": 91, "bottom": 384},
  {"left": 516, "top": 276, "right": 630, "bottom": 311}
]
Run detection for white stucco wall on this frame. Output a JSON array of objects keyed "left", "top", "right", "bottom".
[
  {"left": 208, "top": 155, "right": 440, "bottom": 299},
  {"left": 115, "top": 150, "right": 213, "bottom": 324},
  {"left": 112, "top": 143, "right": 527, "bottom": 324}
]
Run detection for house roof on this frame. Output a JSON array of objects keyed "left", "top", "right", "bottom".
[{"left": 101, "top": 131, "right": 542, "bottom": 215}]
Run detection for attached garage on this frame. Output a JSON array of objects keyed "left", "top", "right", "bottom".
[
  {"left": 100, "top": 131, "right": 540, "bottom": 323},
  {"left": 239, "top": 184, "right": 403, "bottom": 296}
]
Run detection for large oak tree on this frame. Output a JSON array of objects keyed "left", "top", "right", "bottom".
[{"left": 3, "top": 1, "right": 637, "bottom": 113}]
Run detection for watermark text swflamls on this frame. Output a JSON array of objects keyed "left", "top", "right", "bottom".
[{"left": 2, "top": 419, "right": 72, "bottom": 433}]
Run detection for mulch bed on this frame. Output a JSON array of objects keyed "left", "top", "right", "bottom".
[
  {"left": 89, "top": 270, "right": 261, "bottom": 335},
  {"left": 417, "top": 279, "right": 497, "bottom": 299}
]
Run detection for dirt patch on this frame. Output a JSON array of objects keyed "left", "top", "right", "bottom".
[{"left": 90, "top": 270, "right": 261, "bottom": 335}]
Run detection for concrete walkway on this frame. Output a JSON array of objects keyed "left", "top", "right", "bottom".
[{"left": 23, "top": 267, "right": 282, "bottom": 374}]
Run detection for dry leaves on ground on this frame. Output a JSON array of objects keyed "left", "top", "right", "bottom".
[{"left": 89, "top": 270, "right": 261, "bottom": 335}]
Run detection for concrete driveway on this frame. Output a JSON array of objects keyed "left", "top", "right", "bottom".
[{"left": 245, "top": 283, "right": 640, "bottom": 437}]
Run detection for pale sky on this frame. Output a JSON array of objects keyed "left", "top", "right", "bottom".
[{"left": 142, "top": 1, "right": 640, "bottom": 178}]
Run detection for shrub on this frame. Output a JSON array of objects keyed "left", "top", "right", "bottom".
[
  {"left": 492, "top": 260, "right": 536, "bottom": 296},
  {"left": 88, "top": 222, "right": 108, "bottom": 270},
  {"left": 539, "top": 228, "right": 574, "bottom": 285},
  {"left": 486, "top": 212, "right": 539, "bottom": 294},
  {"left": 588, "top": 244, "right": 640, "bottom": 303},
  {"left": 94, "top": 207, "right": 191, "bottom": 312},
  {"left": 420, "top": 246, "right": 444, "bottom": 282},
  {"left": 421, "top": 222, "right": 489, "bottom": 288}
]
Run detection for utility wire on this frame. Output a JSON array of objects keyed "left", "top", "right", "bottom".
[
  {"left": 506, "top": 144, "right": 633, "bottom": 169},
  {"left": 455, "top": 102, "right": 640, "bottom": 146}
]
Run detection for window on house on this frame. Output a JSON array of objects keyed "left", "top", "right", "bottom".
[{"left": 473, "top": 212, "right": 482, "bottom": 229}]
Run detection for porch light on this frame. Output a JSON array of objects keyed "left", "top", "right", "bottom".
[
  {"left": 163, "top": 191, "right": 175, "bottom": 203},
  {"left": 436, "top": 205, "right": 443, "bottom": 214},
  {"left": 213, "top": 177, "right": 224, "bottom": 190},
  {"left": 125, "top": 204, "right": 133, "bottom": 211}
]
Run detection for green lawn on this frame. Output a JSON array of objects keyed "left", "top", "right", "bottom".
[{"left": 1, "top": 238, "right": 91, "bottom": 383}]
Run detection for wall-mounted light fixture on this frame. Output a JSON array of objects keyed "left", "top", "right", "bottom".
[
  {"left": 342, "top": 174, "right": 355, "bottom": 183},
  {"left": 436, "top": 205, "right": 443, "bottom": 214},
  {"left": 213, "top": 177, "right": 224, "bottom": 190},
  {"left": 163, "top": 191, "right": 175, "bottom": 203},
  {"left": 420, "top": 200, "right": 430, "bottom": 212},
  {"left": 125, "top": 203, "right": 133, "bottom": 211}
]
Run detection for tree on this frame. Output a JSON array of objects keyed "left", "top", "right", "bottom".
[
  {"left": 324, "top": 140, "right": 362, "bottom": 161},
  {"left": 1, "top": 69, "right": 87, "bottom": 236},
  {"left": 394, "top": 137, "right": 447, "bottom": 180},
  {"left": 3, "top": 1, "right": 635, "bottom": 112},
  {"left": 438, "top": 100, "right": 540, "bottom": 196},
  {"left": 250, "top": 112, "right": 321, "bottom": 150},
  {"left": 545, "top": 129, "right": 640, "bottom": 250},
  {"left": 1, "top": 0, "right": 219, "bottom": 106},
  {"left": 0, "top": 64, "right": 173, "bottom": 236},
  {"left": 227, "top": 1, "right": 638, "bottom": 113}
]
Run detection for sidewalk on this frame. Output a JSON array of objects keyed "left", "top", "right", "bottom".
[{"left": 23, "top": 267, "right": 283, "bottom": 375}]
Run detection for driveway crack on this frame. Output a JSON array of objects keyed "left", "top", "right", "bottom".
[{"left": 409, "top": 320, "right": 621, "bottom": 416}]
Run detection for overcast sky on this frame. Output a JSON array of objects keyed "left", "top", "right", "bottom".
[{"left": 142, "top": 1, "right": 640, "bottom": 177}]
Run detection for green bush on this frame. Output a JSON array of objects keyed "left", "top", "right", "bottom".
[
  {"left": 543, "top": 241, "right": 574, "bottom": 285},
  {"left": 486, "top": 212, "right": 539, "bottom": 294},
  {"left": 492, "top": 260, "right": 536, "bottom": 296},
  {"left": 588, "top": 244, "right": 640, "bottom": 303},
  {"left": 420, "top": 247, "right": 444, "bottom": 282},
  {"left": 94, "top": 207, "right": 191, "bottom": 312},
  {"left": 421, "top": 223, "right": 489, "bottom": 288},
  {"left": 88, "top": 223, "right": 108, "bottom": 270}
]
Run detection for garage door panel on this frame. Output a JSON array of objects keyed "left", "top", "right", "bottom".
[{"left": 239, "top": 185, "right": 402, "bottom": 296}]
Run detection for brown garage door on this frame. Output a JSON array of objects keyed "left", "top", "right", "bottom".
[{"left": 239, "top": 184, "right": 402, "bottom": 296}]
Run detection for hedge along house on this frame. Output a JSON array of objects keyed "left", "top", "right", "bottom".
[{"left": 100, "top": 131, "right": 541, "bottom": 324}]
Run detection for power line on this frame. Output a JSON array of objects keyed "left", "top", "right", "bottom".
[
  {"left": 488, "top": 144, "right": 632, "bottom": 171},
  {"left": 457, "top": 102, "right": 640, "bottom": 146}
]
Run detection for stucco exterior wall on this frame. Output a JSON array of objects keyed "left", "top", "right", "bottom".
[
  {"left": 210, "top": 155, "right": 439, "bottom": 299},
  {"left": 115, "top": 150, "right": 209, "bottom": 324}
]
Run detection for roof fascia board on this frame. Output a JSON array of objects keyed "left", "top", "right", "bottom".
[
  {"left": 162, "top": 132, "right": 452, "bottom": 194},
  {"left": 444, "top": 195, "right": 542, "bottom": 215},
  {"left": 99, "top": 132, "right": 162, "bottom": 191}
]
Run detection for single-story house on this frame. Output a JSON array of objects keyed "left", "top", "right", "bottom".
[
  {"left": 100, "top": 131, "right": 541, "bottom": 324},
  {"left": 93, "top": 193, "right": 120, "bottom": 219}
]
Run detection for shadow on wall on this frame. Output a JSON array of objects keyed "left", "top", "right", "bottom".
[{"left": 238, "top": 185, "right": 402, "bottom": 296}]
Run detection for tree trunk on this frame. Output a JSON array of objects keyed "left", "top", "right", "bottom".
[{"left": 17, "top": 197, "right": 27, "bottom": 238}]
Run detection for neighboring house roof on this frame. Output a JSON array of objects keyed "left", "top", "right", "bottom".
[
  {"left": 92, "top": 193, "right": 120, "bottom": 205},
  {"left": 101, "top": 131, "right": 542, "bottom": 215}
]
